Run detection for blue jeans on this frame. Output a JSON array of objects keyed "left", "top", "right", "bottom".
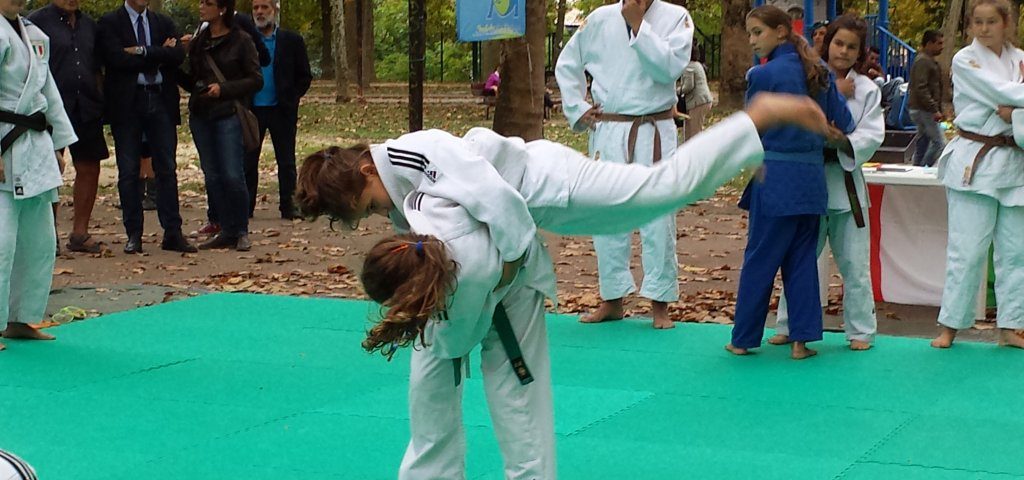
[
  {"left": 110, "top": 89, "right": 183, "bottom": 236},
  {"left": 910, "top": 109, "right": 946, "bottom": 167},
  {"left": 190, "top": 113, "right": 249, "bottom": 237}
]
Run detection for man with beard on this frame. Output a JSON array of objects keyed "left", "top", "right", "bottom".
[{"left": 244, "top": 0, "right": 311, "bottom": 219}]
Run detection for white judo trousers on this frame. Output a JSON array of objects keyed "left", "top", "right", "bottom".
[
  {"left": 590, "top": 120, "right": 679, "bottom": 302},
  {"left": 935, "top": 40, "right": 1024, "bottom": 331},
  {"left": 400, "top": 287, "right": 553, "bottom": 480},
  {"left": 938, "top": 189, "right": 1024, "bottom": 330},
  {"left": 774, "top": 211, "right": 876, "bottom": 341},
  {"left": 0, "top": 191, "right": 57, "bottom": 330}
]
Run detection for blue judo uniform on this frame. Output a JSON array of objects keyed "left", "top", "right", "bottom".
[{"left": 731, "top": 42, "right": 854, "bottom": 349}]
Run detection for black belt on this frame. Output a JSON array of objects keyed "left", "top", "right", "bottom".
[
  {"left": 825, "top": 148, "right": 866, "bottom": 228},
  {"left": 0, "top": 109, "right": 49, "bottom": 156},
  {"left": 137, "top": 84, "right": 162, "bottom": 92},
  {"left": 453, "top": 302, "right": 533, "bottom": 387}
]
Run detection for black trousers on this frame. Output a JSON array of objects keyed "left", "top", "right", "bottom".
[{"left": 243, "top": 105, "right": 299, "bottom": 217}]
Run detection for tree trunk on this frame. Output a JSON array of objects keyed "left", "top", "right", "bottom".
[
  {"left": 938, "top": 0, "right": 965, "bottom": 110},
  {"left": 320, "top": 0, "right": 335, "bottom": 78},
  {"left": 719, "top": 0, "right": 750, "bottom": 108},
  {"left": 362, "top": 0, "right": 375, "bottom": 83},
  {"left": 332, "top": 0, "right": 350, "bottom": 102},
  {"left": 409, "top": 0, "right": 426, "bottom": 131},
  {"left": 493, "top": 0, "right": 547, "bottom": 141},
  {"left": 553, "top": 0, "right": 567, "bottom": 63}
]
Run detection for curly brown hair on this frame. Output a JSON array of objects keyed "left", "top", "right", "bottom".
[
  {"left": 747, "top": 5, "right": 830, "bottom": 97},
  {"left": 293, "top": 144, "right": 371, "bottom": 229},
  {"left": 361, "top": 234, "right": 458, "bottom": 360}
]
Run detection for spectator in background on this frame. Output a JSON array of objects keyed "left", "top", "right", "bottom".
[
  {"left": 679, "top": 43, "right": 714, "bottom": 142},
  {"left": 863, "top": 46, "right": 884, "bottom": 80},
  {"left": 484, "top": 67, "right": 500, "bottom": 96},
  {"left": 97, "top": 0, "right": 196, "bottom": 254},
  {"left": 908, "top": 29, "right": 945, "bottom": 167},
  {"left": 811, "top": 20, "right": 828, "bottom": 52},
  {"left": 245, "top": 0, "right": 312, "bottom": 220},
  {"left": 180, "top": 0, "right": 262, "bottom": 251},
  {"left": 29, "top": 0, "right": 109, "bottom": 254}
]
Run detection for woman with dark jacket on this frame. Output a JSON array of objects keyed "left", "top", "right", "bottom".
[{"left": 180, "top": 0, "right": 262, "bottom": 251}]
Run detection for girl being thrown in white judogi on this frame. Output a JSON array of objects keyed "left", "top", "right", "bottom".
[
  {"left": 932, "top": 0, "right": 1024, "bottom": 349},
  {"left": 0, "top": 0, "right": 77, "bottom": 352}
]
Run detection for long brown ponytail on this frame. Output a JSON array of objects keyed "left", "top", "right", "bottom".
[
  {"left": 360, "top": 234, "right": 458, "bottom": 360},
  {"left": 747, "top": 5, "right": 830, "bottom": 97}
]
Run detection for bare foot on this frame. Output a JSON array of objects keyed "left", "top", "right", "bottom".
[
  {"left": 0, "top": 340, "right": 5, "bottom": 351},
  {"left": 930, "top": 326, "right": 958, "bottom": 349},
  {"left": 791, "top": 341, "right": 817, "bottom": 360},
  {"left": 579, "top": 299, "right": 625, "bottom": 324},
  {"left": 2, "top": 322, "right": 55, "bottom": 340},
  {"left": 651, "top": 301, "right": 674, "bottom": 329},
  {"left": 767, "top": 334, "right": 791, "bottom": 345},
  {"left": 849, "top": 340, "right": 872, "bottom": 351},
  {"left": 724, "top": 344, "right": 751, "bottom": 355},
  {"left": 998, "top": 329, "right": 1024, "bottom": 349}
]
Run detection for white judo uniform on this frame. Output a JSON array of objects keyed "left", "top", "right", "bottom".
[
  {"left": 399, "top": 193, "right": 557, "bottom": 480},
  {"left": 776, "top": 70, "right": 885, "bottom": 342},
  {"left": 935, "top": 40, "right": 1024, "bottom": 330},
  {"left": 555, "top": 0, "right": 693, "bottom": 303},
  {"left": 376, "top": 113, "right": 766, "bottom": 480},
  {"left": 0, "top": 16, "right": 77, "bottom": 333}
]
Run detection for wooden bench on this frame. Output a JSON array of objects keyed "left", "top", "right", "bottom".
[{"left": 470, "top": 82, "right": 497, "bottom": 119}]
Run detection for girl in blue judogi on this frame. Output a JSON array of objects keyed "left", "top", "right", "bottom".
[{"left": 727, "top": 5, "right": 855, "bottom": 359}]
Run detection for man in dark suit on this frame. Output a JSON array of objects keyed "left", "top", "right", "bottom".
[
  {"left": 247, "top": 0, "right": 312, "bottom": 219},
  {"left": 97, "top": 0, "right": 195, "bottom": 253}
]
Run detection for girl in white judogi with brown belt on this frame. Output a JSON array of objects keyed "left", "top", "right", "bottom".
[
  {"left": 294, "top": 94, "right": 832, "bottom": 480},
  {"left": 932, "top": 0, "right": 1024, "bottom": 349},
  {"left": 0, "top": 0, "right": 77, "bottom": 352},
  {"left": 772, "top": 15, "right": 885, "bottom": 350},
  {"left": 555, "top": 0, "right": 693, "bottom": 328}
]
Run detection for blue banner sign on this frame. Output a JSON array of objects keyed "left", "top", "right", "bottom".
[{"left": 456, "top": 0, "right": 525, "bottom": 42}]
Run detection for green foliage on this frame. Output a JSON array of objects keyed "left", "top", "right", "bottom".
[
  {"left": 374, "top": 0, "right": 474, "bottom": 82},
  {"left": 889, "top": 0, "right": 944, "bottom": 47}
]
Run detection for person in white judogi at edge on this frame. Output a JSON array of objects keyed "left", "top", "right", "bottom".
[
  {"left": 931, "top": 0, "right": 1024, "bottom": 349},
  {"left": 0, "top": 0, "right": 77, "bottom": 352},
  {"left": 771, "top": 15, "right": 885, "bottom": 351},
  {"left": 555, "top": 0, "right": 693, "bottom": 328},
  {"left": 294, "top": 93, "right": 832, "bottom": 480}
]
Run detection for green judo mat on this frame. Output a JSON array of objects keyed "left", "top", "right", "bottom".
[{"left": 2, "top": 293, "right": 1023, "bottom": 479}]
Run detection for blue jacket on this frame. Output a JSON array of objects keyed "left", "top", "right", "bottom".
[{"left": 740, "top": 42, "right": 855, "bottom": 216}]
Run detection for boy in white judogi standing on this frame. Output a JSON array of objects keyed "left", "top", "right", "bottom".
[
  {"left": 0, "top": 0, "right": 78, "bottom": 352},
  {"left": 772, "top": 16, "right": 885, "bottom": 350},
  {"left": 556, "top": 0, "right": 693, "bottom": 328},
  {"left": 931, "top": 0, "right": 1024, "bottom": 349}
]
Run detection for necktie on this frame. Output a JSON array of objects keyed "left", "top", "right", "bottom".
[{"left": 137, "top": 16, "right": 157, "bottom": 84}]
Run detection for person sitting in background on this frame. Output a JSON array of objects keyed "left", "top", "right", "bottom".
[{"left": 484, "top": 67, "right": 500, "bottom": 96}]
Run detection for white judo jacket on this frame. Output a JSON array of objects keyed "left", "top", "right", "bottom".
[
  {"left": 939, "top": 39, "right": 1024, "bottom": 195},
  {"left": 826, "top": 69, "right": 885, "bottom": 212},
  {"left": 0, "top": 15, "right": 77, "bottom": 199},
  {"left": 370, "top": 130, "right": 535, "bottom": 264},
  {"left": 555, "top": 0, "right": 693, "bottom": 131},
  {"left": 404, "top": 192, "right": 556, "bottom": 360}
]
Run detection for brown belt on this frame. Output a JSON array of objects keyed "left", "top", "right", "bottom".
[
  {"left": 825, "top": 148, "right": 865, "bottom": 228},
  {"left": 958, "top": 130, "right": 1019, "bottom": 186},
  {"left": 599, "top": 109, "right": 675, "bottom": 164}
]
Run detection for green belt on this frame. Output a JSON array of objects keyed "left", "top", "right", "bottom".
[{"left": 453, "top": 302, "right": 533, "bottom": 387}]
